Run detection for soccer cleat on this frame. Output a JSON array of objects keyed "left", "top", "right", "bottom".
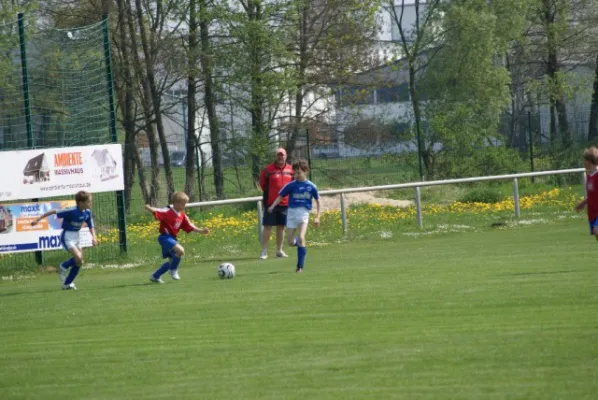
[
  {"left": 259, "top": 250, "right": 268, "bottom": 260},
  {"left": 61, "top": 283, "right": 77, "bottom": 290},
  {"left": 169, "top": 269, "right": 180, "bottom": 280},
  {"left": 276, "top": 251, "right": 288, "bottom": 258},
  {"left": 295, "top": 267, "right": 303, "bottom": 273},
  {"left": 149, "top": 276, "right": 165, "bottom": 284},
  {"left": 58, "top": 264, "right": 68, "bottom": 283}
]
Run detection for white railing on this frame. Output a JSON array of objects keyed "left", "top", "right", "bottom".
[{"left": 186, "top": 168, "right": 586, "bottom": 235}]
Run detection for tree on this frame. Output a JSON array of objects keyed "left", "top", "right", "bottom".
[
  {"left": 284, "top": 0, "right": 382, "bottom": 157},
  {"left": 386, "top": 0, "right": 443, "bottom": 180},
  {"left": 182, "top": 0, "right": 199, "bottom": 200},
  {"left": 217, "top": 0, "right": 299, "bottom": 182},
  {"left": 198, "top": 0, "right": 225, "bottom": 198},
  {"left": 418, "top": 0, "right": 522, "bottom": 178},
  {"left": 589, "top": 52, "right": 598, "bottom": 141}
]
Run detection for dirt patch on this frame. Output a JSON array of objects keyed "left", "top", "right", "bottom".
[
  {"left": 39, "top": 266, "right": 57, "bottom": 273},
  {"left": 318, "top": 191, "right": 413, "bottom": 212}
]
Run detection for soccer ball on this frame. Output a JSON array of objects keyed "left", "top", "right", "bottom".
[{"left": 217, "top": 263, "right": 235, "bottom": 279}]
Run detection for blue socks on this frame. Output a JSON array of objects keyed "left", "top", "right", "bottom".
[
  {"left": 152, "top": 261, "right": 171, "bottom": 279},
  {"left": 297, "top": 246, "right": 306, "bottom": 268},
  {"left": 61, "top": 257, "right": 76, "bottom": 269},
  {"left": 169, "top": 256, "right": 181, "bottom": 271},
  {"left": 64, "top": 266, "right": 80, "bottom": 285},
  {"left": 152, "top": 256, "right": 182, "bottom": 278}
]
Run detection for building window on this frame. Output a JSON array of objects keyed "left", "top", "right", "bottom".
[
  {"left": 343, "top": 86, "right": 374, "bottom": 106},
  {"left": 376, "top": 83, "right": 410, "bottom": 103}
]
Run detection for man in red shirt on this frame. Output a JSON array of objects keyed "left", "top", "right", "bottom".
[
  {"left": 259, "top": 148, "right": 294, "bottom": 259},
  {"left": 576, "top": 146, "right": 598, "bottom": 240}
]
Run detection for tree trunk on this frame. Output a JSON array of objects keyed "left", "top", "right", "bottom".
[
  {"left": 184, "top": 0, "right": 198, "bottom": 201},
  {"left": 285, "top": 4, "right": 308, "bottom": 159},
  {"left": 115, "top": 0, "right": 149, "bottom": 210},
  {"left": 125, "top": 0, "right": 160, "bottom": 205},
  {"left": 543, "top": 0, "right": 569, "bottom": 143},
  {"left": 199, "top": 0, "right": 224, "bottom": 198},
  {"left": 588, "top": 53, "right": 598, "bottom": 141},
  {"left": 408, "top": 62, "right": 425, "bottom": 180},
  {"left": 248, "top": 0, "right": 266, "bottom": 183},
  {"left": 134, "top": 0, "right": 175, "bottom": 201}
]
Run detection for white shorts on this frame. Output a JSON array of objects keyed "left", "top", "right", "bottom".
[
  {"left": 286, "top": 207, "right": 310, "bottom": 229},
  {"left": 62, "top": 230, "right": 81, "bottom": 250}
]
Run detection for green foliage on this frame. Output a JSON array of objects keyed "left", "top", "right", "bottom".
[
  {"left": 433, "top": 145, "right": 527, "bottom": 180},
  {"left": 420, "top": 1, "right": 518, "bottom": 177},
  {"left": 458, "top": 187, "right": 505, "bottom": 204}
]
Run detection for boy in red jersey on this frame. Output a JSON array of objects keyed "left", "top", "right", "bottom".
[
  {"left": 146, "top": 191, "right": 209, "bottom": 283},
  {"left": 575, "top": 146, "right": 598, "bottom": 240}
]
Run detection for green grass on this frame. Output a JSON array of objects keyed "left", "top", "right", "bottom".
[{"left": 1, "top": 218, "right": 597, "bottom": 399}]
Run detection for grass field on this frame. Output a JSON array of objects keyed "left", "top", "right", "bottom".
[{"left": 1, "top": 218, "right": 597, "bottom": 399}]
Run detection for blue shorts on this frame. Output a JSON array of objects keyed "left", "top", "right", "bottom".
[
  {"left": 158, "top": 234, "right": 178, "bottom": 258},
  {"left": 589, "top": 218, "right": 598, "bottom": 235},
  {"left": 262, "top": 205, "right": 287, "bottom": 226}
]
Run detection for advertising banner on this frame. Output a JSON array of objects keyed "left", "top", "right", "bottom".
[
  {"left": 0, "top": 201, "right": 92, "bottom": 254},
  {"left": 0, "top": 144, "right": 124, "bottom": 202}
]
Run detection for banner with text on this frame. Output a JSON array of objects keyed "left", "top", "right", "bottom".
[
  {"left": 0, "top": 201, "right": 92, "bottom": 254},
  {"left": 0, "top": 144, "right": 124, "bottom": 202}
]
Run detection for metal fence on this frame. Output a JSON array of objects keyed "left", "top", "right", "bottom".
[{"left": 0, "top": 15, "right": 125, "bottom": 271}]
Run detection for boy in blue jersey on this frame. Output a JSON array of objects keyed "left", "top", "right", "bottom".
[
  {"left": 31, "top": 191, "right": 97, "bottom": 290},
  {"left": 268, "top": 160, "right": 320, "bottom": 272}
]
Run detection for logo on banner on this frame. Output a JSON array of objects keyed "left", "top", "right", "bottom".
[
  {"left": 22, "top": 153, "right": 51, "bottom": 184},
  {"left": 91, "top": 148, "right": 120, "bottom": 181},
  {"left": 38, "top": 235, "right": 62, "bottom": 249}
]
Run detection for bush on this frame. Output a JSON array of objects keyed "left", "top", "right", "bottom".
[
  {"left": 458, "top": 187, "right": 504, "bottom": 203},
  {"left": 432, "top": 145, "right": 527, "bottom": 179}
]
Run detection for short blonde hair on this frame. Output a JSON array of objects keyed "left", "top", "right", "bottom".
[
  {"left": 171, "top": 191, "right": 190, "bottom": 204},
  {"left": 583, "top": 146, "right": 598, "bottom": 165}
]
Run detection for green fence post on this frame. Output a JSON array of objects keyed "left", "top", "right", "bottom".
[
  {"left": 18, "top": 13, "right": 44, "bottom": 266},
  {"left": 102, "top": 14, "right": 127, "bottom": 253},
  {"left": 305, "top": 129, "right": 312, "bottom": 181},
  {"left": 528, "top": 111, "right": 535, "bottom": 183}
]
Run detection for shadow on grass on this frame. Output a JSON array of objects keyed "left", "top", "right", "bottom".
[
  {"left": 0, "top": 287, "right": 63, "bottom": 297},
  {"left": 506, "top": 270, "right": 582, "bottom": 276}
]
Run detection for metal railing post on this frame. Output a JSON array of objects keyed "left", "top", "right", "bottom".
[
  {"left": 513, "top": 178, "right": 520, "bottom": 218},
  {"left": 257, "top": 201, "right": 264, "bottom": 245},
  {"left": 415, "top": 186, "right": 423, "bottom": 228},
  {"left": 340, "top": 193, "right": 347, "bottom": 235}
]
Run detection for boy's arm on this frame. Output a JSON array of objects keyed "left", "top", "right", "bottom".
[
  {"left": 192, "top": 225, "right": 209, "bottom": 235},
  {"left": 31, "top": 210, "right": 57, "bottom": 226},
  {"left": 267, "top": 196, "right": 283, "bottom": 212},
  {"left": 575, "top": 198, "right": 587, "bottom": 211},
  {"left": 182, "top": 215, "right": 209, "bottom": 235},
  {"left": 89, "top": 227, "right": 98, "bottom": 245},
  {"left": 145, "top": 204, "right": 160, "bottom": 213}
]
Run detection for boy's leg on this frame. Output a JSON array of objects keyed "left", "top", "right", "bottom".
[
  {"left": 286, "top": 228, "right": 297, "bottom": 247},
  {"left": 168, "top": 245, "right": 184, "bottom": 280},
  {"left": 59, "top": 256, "right": 76, "bottom": 283},
  {"left": 151, "top": 236, "right": 177, "bottom": 283},
  {"left": 63, "top": 247, "right": 83, "bottom": 287},
  {"left": 295, "top": 223, "right": 309, "bottom": 271}
]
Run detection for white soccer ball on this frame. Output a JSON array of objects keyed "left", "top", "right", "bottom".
[{"left": 217, "top": 263, "right": 235, "bottom": 279}]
